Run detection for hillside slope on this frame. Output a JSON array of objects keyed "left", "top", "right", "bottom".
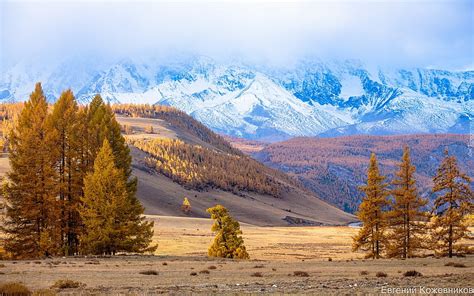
[
  {"left": 114, "top": 106, "right": 355, "bottom": 225},
  {"left": 253, "top": 134, "right": 473, "bottom": 213}
]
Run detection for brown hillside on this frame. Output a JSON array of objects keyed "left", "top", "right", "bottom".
[
  {"left": 254, "top": 134, "right": 473, "bottom": 213},
  {"left": 114, "top": 108, "right": 355, "bottom": 226}
]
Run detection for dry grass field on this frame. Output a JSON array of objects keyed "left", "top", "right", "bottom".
[
  {"left": 1, "top": 216, "right": 473, "bottom": 295},
  {"left": 150, "top": 216, "right": 358, "bottom": 261}
]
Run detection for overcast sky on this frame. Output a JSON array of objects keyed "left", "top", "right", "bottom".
[{"left": 1, "top": 0, "right": 473, "bottom": 70}]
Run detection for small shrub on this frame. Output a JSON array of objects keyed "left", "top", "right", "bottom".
[
  {"left": 162, "top": 262, "right": 168, "bottom": 266},
  {"left": 272, "top": 268, "right": 277, "bottom": 271},
  {"left": 208, "top": 265, "right": 217, "bottom": 270},
  {"left": 293, "top": 271, "right": 309, "bottom": 277},
  {"left": 253, "top": 264, "right": 264, "bottom": 268},
  {"left": 34, "top": 261, "right": 42, "bottom": 264},
  {"left": 403, "top": 270, "right": 422, "bottom": 277},
  {"left": 190, "top": 272, "right": 197, "bottom": 276},
  {"left": 251, "top": 272, "right": 263, "bottom": 277},
  {"left": 376, "top": 272, "right": 387, "bottom": 278},
  {"left": 51, "top": 279, "right": 85, "bottom": 289},
  {"left": 328, "top": 257, "right": 332, "bottom": 262},
  {"left": 199, "top": 270, "right": 210, "bottom": 274},
  {"left": 359, "top": 270, "right": 369, "bottom": 275},
  {"left": 0, "top": 263, "right": 5, "bottom": 268},
  {"left": 445, "top": 262, "right": 466, "bottom": 268},
  {"left": 0, "top": 282, "right": 31, "bottom": 295},
  {"left": 139, "top": 270, "right": 159, "bottom": 275}
]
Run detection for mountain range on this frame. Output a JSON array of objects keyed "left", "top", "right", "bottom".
[{"left": 1, "top": 56, "right": 472, "bottom": 140}]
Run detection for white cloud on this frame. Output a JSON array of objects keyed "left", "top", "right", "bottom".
[{"left": 1, "top": 0, "right": 472, "bottom": 70}]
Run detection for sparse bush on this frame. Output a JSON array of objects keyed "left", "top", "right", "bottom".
[
  {"left": 139, "top": 270, "right": 159, "bottom": 275},
  {"left": 272, "top": 268, "right": 277, "bottom": 271},
  {"left": 0, "top": 263, "right": 5, "bottom": 268},
  {"left": 190, "top": 272, "right": 197, "bottom": 276},
  {"left": 162, "top": 262, "right": 168, "bottom": 266},
  {"left": 253, "top": 264, "right": 264, "bottom": 268},
  {"left": 360, "top": 271, "right": 369, "bottom": 275},
  {"left": 199, "top": 270, "right": 210, "bottom": 274},
  {"left": 445, "top": 262, "right": 466, "bottom": 268},
  {"left": 208, "top": 265, "right": 217, "bottom": 270},
  {"left": 293, "top": 271, "right": 309, "bottom": 277},
  {"left": 144, "top": 125, "right": 154, "bottom": 134},
  {"left": 34, "top": 261, "right": 42, "bottom": 264},
  {"left": 376, "top": 272, "right": 387, "bottom": 277},
  {"left": 51, "top": 279, "right": 85, "bottom": 289},
  {"left": 251, "top": 272, "right": 263, "bottom": 277},
  {"left": 0, "top": 282, "right": 31, "bottom": 295},
  {"left": 403, "top": 270, "right": 422, "bottom": 277},
  {"left": 328, "top": 257, "right": 332, "bottom": 262}
]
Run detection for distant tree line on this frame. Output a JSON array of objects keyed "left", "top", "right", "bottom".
[
  {"left": 257, "top": 135, "right": 472, "bottom": 213},
  {"left": 353, "top": 147, "right": 473, "bottom": 258},
  {"left": 112, "top": 104, "right": 240, "bottom": 155},
  {"left": 129, "top": 137, "right": 290, "bottom": 197},
  {"left": 0, "top": 83, "right": 156, "bottom": 259}
]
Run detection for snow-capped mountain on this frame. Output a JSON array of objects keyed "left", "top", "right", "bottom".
[{"left": 1, "top": 56, "right": 472, "bottom": 140}]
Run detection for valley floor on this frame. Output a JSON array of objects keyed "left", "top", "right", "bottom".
[{"left": 1, "top": 216, "right": 473, "bottom": 295}]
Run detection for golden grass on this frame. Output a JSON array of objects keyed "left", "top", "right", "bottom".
[{"left": 148, "top": 215, "right": 360, "bottom": 261}]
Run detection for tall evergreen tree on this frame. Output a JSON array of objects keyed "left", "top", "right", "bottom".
[
  {"left": 85, "top": 95, "right": 136, "bottom": 197},
  {"left": 386, "top": 146, "right": 428, "bottom": 258},
  {"left": 79, "top": 140, "right": 156, "bottom": 255},
  {"left": 48, "top": 90, "right": 83, "bottom": 255},
  {"left": 431, "top": 150, "right": 473, "bottom": 257},
  {"left": 353, "top": 153, "right": 389, "bottom": 259},
  {"left": 2, "top": 83, "right": 61, "bottom": 258}
]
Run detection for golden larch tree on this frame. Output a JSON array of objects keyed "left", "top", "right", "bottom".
[
  {"left": 430, "top": 150, "right": 473, "bottom": 257},
  {"left": 181, "top": 197, "right": 191, "bottom": 214},
  {"left": 207, "top": 205, "right": 249, "bottom": 259},
  {"left": 353, "top": 153, "right": 389, "bottom": 259},
  {"left": 79, "top": 140, "right": 156, "bottom": 255},
  {"left": 48, "top": 89, "right": 83, "bottom": 255},
  {"left": 2, "top": 83, "right": 61, "bottom": 258},
  {"left": 386, "top": 146, "right": 428, "bottom": 258}
]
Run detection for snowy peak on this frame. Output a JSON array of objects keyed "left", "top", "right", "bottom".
[{"left": 1, "top": 56, "right": 472, "bottom": 139}]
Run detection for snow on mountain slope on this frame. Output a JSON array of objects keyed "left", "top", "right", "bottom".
[
  {"left": 1, "top": 56, "right": 472, "bottom": 139},
  {"left": 187, "top": 74, "right": 350, "bottom": 139}
]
